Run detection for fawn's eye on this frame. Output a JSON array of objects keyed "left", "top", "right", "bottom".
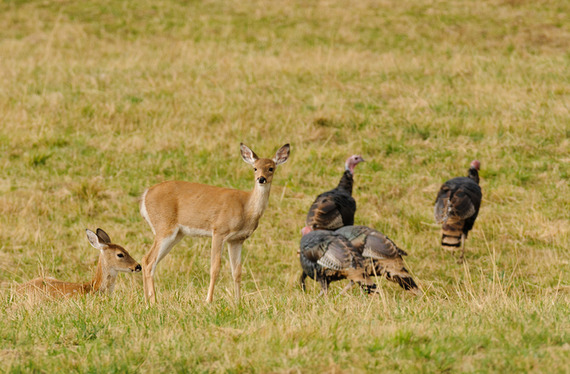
[
  {"left": 269, "top": 168, "right": 274, "bottom": 172},
  {"left": 254, "top": 168, "right": 257, "bottom": 171},
  {"left": 117, "top": 253, "right": 124, "bottom": 258}
]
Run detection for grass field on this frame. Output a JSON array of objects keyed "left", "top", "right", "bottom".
[{"left": 1, "top": 0, "right": 569, "bottom": 372}]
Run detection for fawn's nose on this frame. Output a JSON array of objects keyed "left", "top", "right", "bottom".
[
  {"left": 134, "top": 264, "right": 142, "bottom": 272},
  {"left": 258, "top": 176, "right": 267, "bottom": 184}
]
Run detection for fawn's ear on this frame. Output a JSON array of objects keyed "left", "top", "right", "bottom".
[
  {"left": 86, "top": 229, "right": 106, "bottom": 251},
  {"left": 95, "top": 228, "right": 112, "bottom": 244},
  {"left": 273, "top": 144, "right": 290, "bottom": 166},
  {"left": 240, "top": 143, "right": 259, "bottom": 166}
]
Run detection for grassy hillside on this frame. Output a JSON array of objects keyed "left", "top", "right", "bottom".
[{"left": 1, "top": 0, "right": 568, "bottom": 372}]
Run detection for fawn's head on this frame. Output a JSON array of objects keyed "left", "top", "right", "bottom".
[
  {"left": 86, "top": 229, "right": 141, "bottom": 274},
  {"left": 240, "top": 143, "right": 290, "bottom": 185}
]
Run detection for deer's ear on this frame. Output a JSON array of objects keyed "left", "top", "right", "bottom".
[
  {"left": 240, "top": 143, "right": 259, "bottom": 166},
  {"left": 95, "top": 228, "right": 112, "bottom": 244},
  {"left": 86, "top": 229, "right": 106, "bottom": 251},
  {"left": 273, "top": 144, "right": 290, "bottom": 166}
]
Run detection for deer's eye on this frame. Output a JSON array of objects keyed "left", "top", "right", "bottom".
[
  {"left": 269, "top": 168, "right": 274, "bottom": 172},
  {"left": 254, "top": 168, "right": 257, "bottom": 171},
  {"left": 117, "top": 253, "right": 124, "bottom": 258}
]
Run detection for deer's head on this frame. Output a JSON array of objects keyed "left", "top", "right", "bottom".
[
  {"left": 240, "top": 143, "right": 290, "bottom": 185},
  {"left": 86, "top": 228, "right": 141, "bottom": 274}
]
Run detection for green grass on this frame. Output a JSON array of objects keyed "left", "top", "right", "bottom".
[{"left": 1, "top": 0, "right": 569, "bottom": 372}]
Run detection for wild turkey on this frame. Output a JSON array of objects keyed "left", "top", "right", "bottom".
[
  {"left": 434, "top": 160, "right": 482, "bottom": 262},
  {"left": 299, "top": 230, "right": 377, "bottom": 296},
  {"left": 335, "top": 225, "right": 419, "bottom": 293},
  {"left": 303, "top": 155, "right": 365, "bottom": 234}
]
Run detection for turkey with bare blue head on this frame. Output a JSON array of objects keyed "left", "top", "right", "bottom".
[{"left": 434, "top": 160, "right": 482, "bottom": 262}]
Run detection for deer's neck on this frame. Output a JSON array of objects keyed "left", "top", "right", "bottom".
[
  {"left": 246, "top": 183, "right": 272, "bottom": 221},
  {"left": 84, "top": 254, "right": 118, "bottom": 295}
]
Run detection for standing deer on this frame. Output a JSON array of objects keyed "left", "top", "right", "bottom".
[
  {"left": 140, "top": 143, "right": 290, "bottom": 304},
  {"left": 18, "top": 229, "right": 141, "bottom": 298}
]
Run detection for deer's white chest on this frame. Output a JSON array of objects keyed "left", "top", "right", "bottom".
[{"left": 179, "top": 225, "right": 212, "bottom": 237}]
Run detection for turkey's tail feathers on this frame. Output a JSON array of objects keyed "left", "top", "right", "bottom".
[{"left": 441, "top": 220, "right": 464, "bottom": 248}]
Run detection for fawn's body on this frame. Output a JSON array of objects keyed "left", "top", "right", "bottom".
[{"left": 19, "top": 229, "right": 141, "bottom": 298}]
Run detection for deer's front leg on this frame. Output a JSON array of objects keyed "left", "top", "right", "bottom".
[
  {"left": 228, "top": 240, "right": 243, "bottom": 303},
  {"left": 206, "top": 234, "right": 224, "bottom": 303}
]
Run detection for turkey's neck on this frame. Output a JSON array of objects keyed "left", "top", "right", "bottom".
[
  {"left": 467, "top": 167, "right": 479, "bottom": 184},
  {"left": 337, "top": 170, "right": 354, "bottom": 194}
]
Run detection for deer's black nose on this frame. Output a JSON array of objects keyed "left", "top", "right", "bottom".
[
  {"left": 258, "top": 176, "right": 267, "bottom": 184},
  {"left": 135, "top": 264, "right": 142, "bottom": 272}
]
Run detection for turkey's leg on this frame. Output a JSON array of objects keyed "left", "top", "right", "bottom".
[
  {"left": 318, "top": 279, "right": 329, "bottom": 297},
  {"left": 339, "top": 281, "right": 355, "bottom": 295},
  {"left": 458, "top": 233, "right": 466, "bottom": 263}
]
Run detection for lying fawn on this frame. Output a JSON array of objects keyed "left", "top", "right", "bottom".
[
  {"left": 140, "top": 143, "right": 290, "bottom": 304},
  {"left": 18, "top": 229, "right": 141, "bottom": 298}
]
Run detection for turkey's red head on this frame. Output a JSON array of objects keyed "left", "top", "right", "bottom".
[
  {"left": 301, "top": 225, "right": 312, "bottom": 236},
  {"left": 345, "top": 155, "right": 365, "bottom": 174},
  {"left": 470, "top": 160, "right": 480, "bottom": 171}
]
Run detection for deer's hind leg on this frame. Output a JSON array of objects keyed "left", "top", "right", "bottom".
[
  {"left": 205, "top": 234, "right": 224, "bottom": 303},
  {"left": 142, "top": 228, "right": 183, "bottom": 305}
]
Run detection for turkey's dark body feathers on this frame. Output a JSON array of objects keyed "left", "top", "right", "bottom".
[
  {"left": 335, "top": 226, "right": 419, "bottom": 292},
  {"left": 306, "top": 170, "right": 356, "bottom": 231},
  {"left": 299, "top": 231, "right": 376, "bottom": 294},
  {"left": 434, "top": 167, "right": 482, "bottom": 249}
]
